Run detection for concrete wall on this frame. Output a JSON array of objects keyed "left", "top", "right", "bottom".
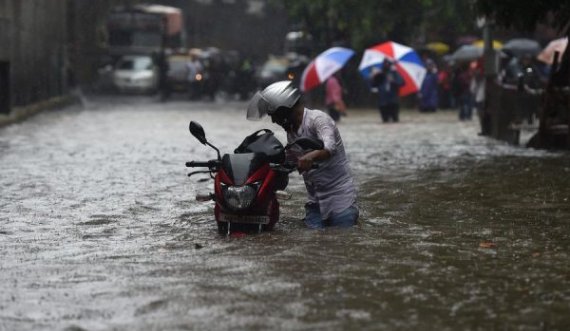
[
  {"left": 0, "top": 17, "right": 10, "bottom": 61},
  {"left": 0, "top": 0, "right": 68, "bottom": 113}
]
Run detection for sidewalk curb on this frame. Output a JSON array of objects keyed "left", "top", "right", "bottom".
[{"left": 0, "top": 94, "right": 81, "bottom": 128}]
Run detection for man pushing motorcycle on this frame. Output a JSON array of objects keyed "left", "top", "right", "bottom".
[{"left": 247, "top": 81, "right": 359, "bottom": 228}]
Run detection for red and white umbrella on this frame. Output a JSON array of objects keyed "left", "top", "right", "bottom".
[
  {"left": 300, "top": 47, "right": 355, "bottom": 92},
  {"left": 358, "top": 41, "right": 426, "bottom": 96}
]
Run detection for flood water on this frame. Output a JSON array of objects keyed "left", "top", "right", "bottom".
[{"left": 1, "top": 96, "right": 569, "bottom": 330}]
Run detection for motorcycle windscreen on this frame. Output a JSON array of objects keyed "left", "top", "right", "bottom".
[
  {"left": 246, "top": 92, "right": 274, "bottom": 121},
  {"left": 222, "top": 153, "right": 263, "bottom": 185}
]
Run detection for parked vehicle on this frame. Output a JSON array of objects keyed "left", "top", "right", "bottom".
[
  {"left": 217, "top": 50, "right": 254, "bottom": 100},
  {"left": 106, "top": 4, "right": 185, "bottom": 56},
  {"left": 165, "top": 54, "right": 191, "bottom": 93},
  {"left": 255, "top": 56, "right": 291, "bottom": 89},
  {"left": 112, "top": 55, "right": 158, "bottom": 93},
  {"left": 255, "top": 53, "right": 309, "bottom": 89},
  {"left": 186, "top": 121, "right": 323, "bottom": 235}
]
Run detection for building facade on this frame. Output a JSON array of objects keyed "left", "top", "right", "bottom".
[{"left": 0, "top": 0, "right": 69, "bottom": 115}]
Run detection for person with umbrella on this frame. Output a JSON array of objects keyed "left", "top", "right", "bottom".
[
  {"left": 246, "top": 80, "right": 359, "bottom": 229},
  {"left": 325, "top": 72, "right": 347, "bottom": 122},
  {"left": 501, "top": 54, "right": 546, "bottom": 125},
  {"left": 300, "top": 47, "right": 354, "bottom": 122},
  {"left": 359, "top": 41, "right": 426, "bottom": 123},
  {"left": 371, "top": 59, "right": 405, "bottom": 123}
]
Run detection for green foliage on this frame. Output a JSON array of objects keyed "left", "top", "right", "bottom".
[
  {"left": 276, "top": 0, "right": 477, "bottom": 51},
  {"left": 475, "top": 0, "right": 570, "bottom": 33}
]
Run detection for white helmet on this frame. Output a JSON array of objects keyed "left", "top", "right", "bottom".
[{"left": 247, "top": 80, "right": 301, "bottom": 120}]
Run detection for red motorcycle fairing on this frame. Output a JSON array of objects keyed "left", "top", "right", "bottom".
[
  {"left": 214, "top": 164, "right": 281, "bottom": 230},
  {"left": 214, "top": 197, "right": 279, "bottom": 231}
]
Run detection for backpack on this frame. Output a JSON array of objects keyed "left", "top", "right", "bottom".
[{"left": 234, "top": 129, "right": 285, "bottom": 163}]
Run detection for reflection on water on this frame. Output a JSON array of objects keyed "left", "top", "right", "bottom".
[{"left": 0, "top": 97, "right": 568, "bottom": 330}]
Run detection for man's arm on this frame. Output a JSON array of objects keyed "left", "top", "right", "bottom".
[
  {"left": 297, "top": 115, "right": 336, "bottom": 172},
  {"left": 297, "top": 149, "right": 331, "bottom": 172}
]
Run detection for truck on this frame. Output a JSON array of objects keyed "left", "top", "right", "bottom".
[{"left": 106, "top": 4, "right": 185, "bottom": 56}]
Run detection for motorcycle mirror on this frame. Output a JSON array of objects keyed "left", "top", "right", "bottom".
[
  {"left": 189, "top": 121, "right": 221, "bottom": 160},
  {"left": 189, "top": 121, "right": 207, "bottom": 144},
  {"left": 289, "top": 137, "right": 324, "bottom": 150}
]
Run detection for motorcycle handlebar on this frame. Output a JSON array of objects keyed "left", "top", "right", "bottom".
[
  {"left": 186, "top": 160, "right": 220, "bottom": 168},
  {"left": 272, "top": 162, "right": 319, "bottom": 173}
]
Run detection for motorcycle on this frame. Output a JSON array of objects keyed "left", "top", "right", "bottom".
[{"left": 186, "top": 121, "right": 323, "bottom": 235}]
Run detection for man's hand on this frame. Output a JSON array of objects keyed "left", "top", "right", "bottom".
[
  {"left": 297, "top": 155, "right": 314, "bottom": 173},
  {"left": 296, "top": 149, "right": 331, "bottom": 173}
]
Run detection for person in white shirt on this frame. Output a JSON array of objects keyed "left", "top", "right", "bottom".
[
  {"left": 186, "top": 53, "right": 203, "bottom": 99},
  {"left": 247, "top": 81, "right": 358, "bottom": 228}
]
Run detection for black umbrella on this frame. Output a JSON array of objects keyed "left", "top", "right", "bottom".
[
  {"left": 450, "top": 45, "right": 483, "bottom": 62},
  {"left": 502, "top": 38, "right": 542, "bottom": 57}
]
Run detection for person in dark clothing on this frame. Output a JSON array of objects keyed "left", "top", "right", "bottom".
[
  {"left": 453, "top": 64, "right": 473, "bottom": 121},
  {"left": 370, "top": 59, "right": 404, "bottom": 123},
  {"left": 155, "top": 50, "right": 170, "bottom": 101},
  {"left": 419, "top": 59, "right": 439, "bottom": 112},
  {"left": 437, "top": 62, "right": 453, "bottom": 109}
]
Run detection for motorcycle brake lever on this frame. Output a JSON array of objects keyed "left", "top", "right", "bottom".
[{"left": 188, "top": 170, "right": 213, "bottom": 177}]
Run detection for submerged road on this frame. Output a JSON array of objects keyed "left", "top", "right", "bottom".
[{"left": 1, "top": 96, "right": 569, "bottom": 330}]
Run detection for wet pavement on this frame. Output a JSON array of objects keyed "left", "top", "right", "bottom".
[{"left": 1, "top": 95, "right": 569, "bottom": 330}]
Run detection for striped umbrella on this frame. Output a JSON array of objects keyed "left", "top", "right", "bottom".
[
  {"left": 358, "top": 41, "right": 426, "bottom": 96},
  {"left": 300, "top": 47, "right": 355, "bottom": 92}
]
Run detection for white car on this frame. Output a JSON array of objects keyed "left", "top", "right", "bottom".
[{"left": 112, "top": 55, "right": 158, "bottom": 93}]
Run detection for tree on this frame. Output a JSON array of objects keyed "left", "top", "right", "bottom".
[
  {"left": 276, "top": 0, "right": 476, "bottom": 52},
  {"left": 475, "top": 0, "right": 570, "bottom": 33}
]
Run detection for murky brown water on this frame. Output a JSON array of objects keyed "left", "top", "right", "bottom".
[{"left": 1, "top": 96, "right": 569, "bottom": 330}]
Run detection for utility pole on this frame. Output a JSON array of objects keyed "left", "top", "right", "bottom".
[
  {"left": 479, "top": 16, "right": 497, "bottom": 77},
  {"left": 477, "top": 16, "right": 497, "bottom": 137}
]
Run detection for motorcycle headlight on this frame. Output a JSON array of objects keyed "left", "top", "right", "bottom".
[{"left": 221, "top": 182, "right": 260, "bottom": 211}]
